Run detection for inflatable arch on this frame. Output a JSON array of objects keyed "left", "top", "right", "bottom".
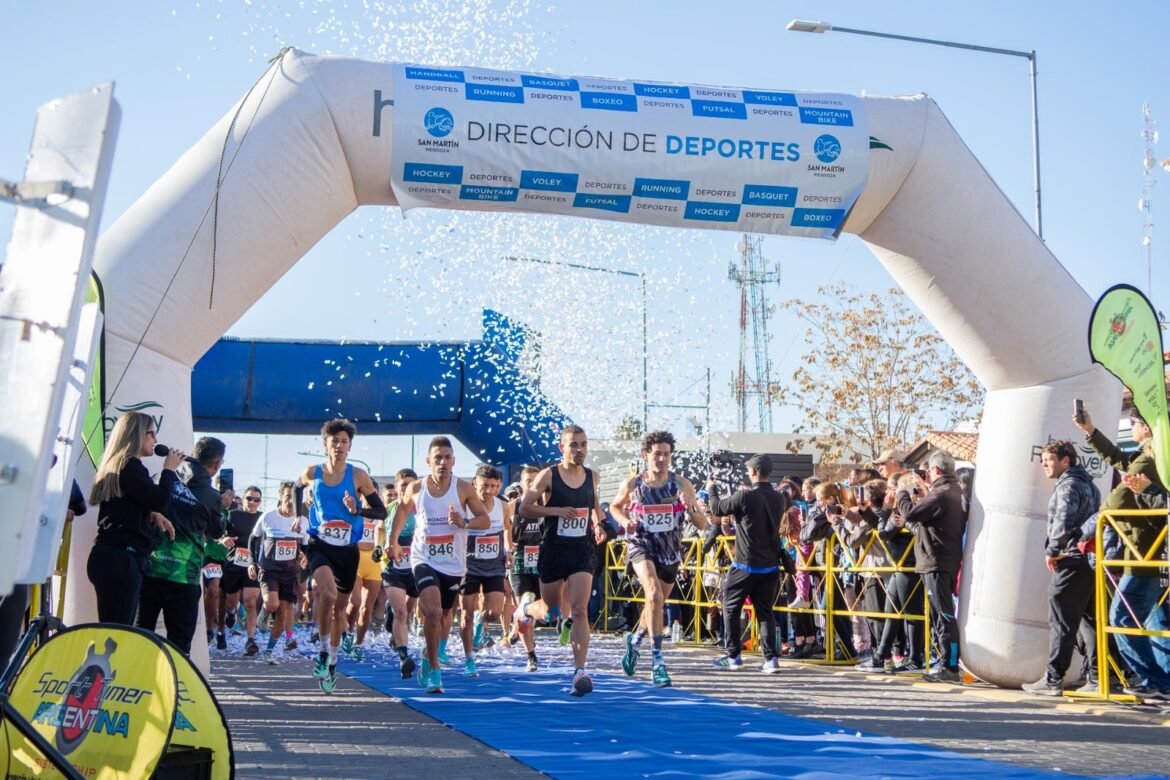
[{"left": 75, "top": 49, "right": 1117, "bottom": 687}]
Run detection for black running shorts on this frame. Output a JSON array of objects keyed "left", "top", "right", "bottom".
[
  {"left": 460, "top": 574, "right": 505, "bottom": 596},
  {"left": 260, "top": 569, "right": 299, "bottom": 604},
  {"left": 537, "top": 543, "right": 595, "bottom": 584},
  {"left": 305, "top": 538, "right": 360, "bottom": 595},
  {"left": 382, "top": 566, "right": 419, "bottom": 598},
  {"left": 221, "top": 563, "right": 259, "bottom": 595},
  {"left": 627, "top": 549, "right": 681, "bottom": 584},
  {"left": 412, "top": 563, "right": 462, "bottom": 610}
]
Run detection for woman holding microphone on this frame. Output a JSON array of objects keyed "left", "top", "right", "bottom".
[{"left": 87, "top": 411, "right": 183, "bottom": 624}]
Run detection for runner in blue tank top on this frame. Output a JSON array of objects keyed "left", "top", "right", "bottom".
[
  {"left": 296, "top": 418, "right": 387, "bottom": 694},
  {"left": 513, "top": 424, "right": 608, "bottom": 697},
  {"left": 610, "top": 430, "right": 709, "bottom": 688}
]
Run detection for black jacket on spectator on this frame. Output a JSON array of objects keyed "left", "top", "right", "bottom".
[
  {"left": 178, "top": 460, "right": 225, "bottom": 540},
  {"left": 708, "top": 482, "right": 788, "bottom": 570},
  {"left": 896, "top": 474, "right": 966, "bottom": 576},
  {"left": 94, "top": 458, "right": 178, "bottom": 555},
  {"left": 1044, "top": 464, "right": 1100, "bottom": 559}
]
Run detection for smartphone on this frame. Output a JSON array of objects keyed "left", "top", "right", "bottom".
[
  {"left": 218, "top": 468, "right": 235, "bottom": 493},
  {"left": 856, "top": 485, "right": 867, "bottom": 504},
  {"left": 1074, "top": 398, "right": 1086, "bottom": 424}
]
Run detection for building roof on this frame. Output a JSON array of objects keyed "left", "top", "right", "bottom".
[{"left": 903, "top": 431, "right": 980, "bottom": 465}]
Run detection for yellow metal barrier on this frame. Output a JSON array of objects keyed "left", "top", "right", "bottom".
[
  {"left": 601, "top": 528, "right": 933, "bottom": 667},
  {"left": 1080, "top": 508, "right": 1170, "bottom": 703}
]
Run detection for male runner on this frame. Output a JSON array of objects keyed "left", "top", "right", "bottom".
[
  {"left": 611, "top": 430, "right": 708, "bottom": 687},
  {"left": 508, "top": 465, "right": 543, "bottom": 671},
  {"left": 223, "top": 486, "right": 264, "bottom": 655},
  {"left": 514, "top": 425, "right": 608, "bottom": 697},
  {"left": 459, "top": 465, "right": 513, "bottom": 677},
  {"left": 341, "top": 486, "right": 386, "bottom": 662},
  {"left": 389, "top": 437, "right": 490, "bottom": 694},
  {"left": 298, "top": 419, "right": 387, "bottom": 694},
  {"left": 203, "top": 484, "right": 234, "bottom": 649},
  {"left": 380, "top": 469, "right": 420, "bottom": 678},
  {"left": 249, "top": 481, "right": 309, "bottom": 664}
]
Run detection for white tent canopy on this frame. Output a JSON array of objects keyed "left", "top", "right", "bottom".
[{"left": 80, "top": 49, "right": 1117, "bottom": 685}]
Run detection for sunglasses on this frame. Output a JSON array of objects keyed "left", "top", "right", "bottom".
[{"left": 245, "top": 496, "right": 261, "bottom": 503}]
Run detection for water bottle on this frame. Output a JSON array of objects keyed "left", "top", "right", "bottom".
[{"left": 671, "top": 620, "right": 682, "bottom": 643}]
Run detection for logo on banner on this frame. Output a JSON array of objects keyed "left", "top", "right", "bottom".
[
  {"left": 814, "top": 134, "right": 842, "bottom": 163},
  {"left": 424, "top": 107, "right": 454, "bottom": 138},
  {"left": 104, "top": 400, "right": 164, "bottom": 440},
  {"left": 47, "top": 638, "right": 121, "bottom": 753}
]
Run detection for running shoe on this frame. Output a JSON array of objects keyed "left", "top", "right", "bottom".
[
  {"left": 652, "top": 663, "right": 672, "bottom": 688},
  {"left": 320, "top": 664, "right": 338, "bottom": 694},
  {"left": 437, "top": 640, "right": 450, "bottom": 665},
  {"left": 525, "top": 655, "right": 538, "bottom": 673},
  {"left": 312, "top": 652, "right": 330, "bottom": 680},
  {"left": 513, "top": 592, "right": 535, "bottom": 630},
  {"left": 923, "top": 667, "right": 962, "bottom": 684},
  {"left": 712, "top": 655, "right": 743, "bottom": 670},
  {"left": 284, "top": 637, "right": 298, "bottom": 652},
  {"left": 472, "top": 611, "right": 486, "bottom": 647},
  {"left": 1022, "top": 678, "right": 1063, "bottom": 697},
  {"left": 215, "top": 633, "right": 227, "bottom": 651},
  {"left": 244, "top": 638, "right": 259, "bottom": 657},
  {"left": 558, "top": 618, "right": 572, "bottom": 647},
  {"left": 883, "top": 657, "right": 897, "bottom": 673},
  {"left": 463, "top": 657, "right": 479, "bottom": 678},
  {"left": 426, "top": 668, "right": 444, "bottom": 695},
  {"left": 341, "top": 631, "right": 355, "bottom": 654},
  {"left": 263, "top": 649, "right": 279, "bottom": 666},
  {"left": 353, "top": 645, "right": 364, "bottom": 663},
  {"left": 621, "top": 632, "right": 641, "bottom": 677},
  {"left": 761, "top": 657, "right": 781, "bottom": 675},
  {"left": 416, "top": 658, "right": 431, "bottom": 689},
  {"left": 309, "top": 628, "right": 320, "bottom": 644},
  {"left": 570, "top": 669, "right": 593, "bottom": 697},
  {"left": 400, "top": 654, "right": 417, "bottom": 680}
]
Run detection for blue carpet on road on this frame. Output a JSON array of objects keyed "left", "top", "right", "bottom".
[{"left": 336, "top": 657, "right": 1079, "bottom": 780}]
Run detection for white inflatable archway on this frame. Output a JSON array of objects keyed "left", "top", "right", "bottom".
[{"left": 78, "top": 49, "right": 1117, "bottom": 687}]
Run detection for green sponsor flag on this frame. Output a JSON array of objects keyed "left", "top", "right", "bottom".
[{"left": 1088, "top": 283, "right": 1170, "bottom": 487}]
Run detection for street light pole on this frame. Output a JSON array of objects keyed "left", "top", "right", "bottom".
[
  {"left": 503, "top": 255, "right": 649, "bottom": 433},
  {"left": 787, "top": 20, "right": 1043, "bottom": 240}
]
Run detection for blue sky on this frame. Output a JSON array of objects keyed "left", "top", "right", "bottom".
[{"left": 3, "top": 1, "right": 1168, "bottom": 504}]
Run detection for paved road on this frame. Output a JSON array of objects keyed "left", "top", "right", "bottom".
[
  {"left": 208, "top": 657, "right": 542, "bottom": 780},
  {"left": 209, "top": 642, "right": 1169, "bottom": 779}
]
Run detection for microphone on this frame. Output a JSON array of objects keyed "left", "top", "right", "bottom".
[{"left": 154, "top": 444, "right": 170, "bottom": 457}]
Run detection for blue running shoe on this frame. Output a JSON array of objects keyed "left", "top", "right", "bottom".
[
  {"left": 427, "top": 668, "right": 444, "bottom": 694},
  {"left": 621, "top": 632, "right": 640, "bottom": 677},
  {"left": 712, "top": 655, "right": 743, "bottom": 670},
  {"left": 437, "top": 640, "right": 450, "bottom": 665}
]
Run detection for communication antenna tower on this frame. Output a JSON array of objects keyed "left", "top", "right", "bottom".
[
  {"left": 727, "top": 234, "right": 781, "bottom": 432},
  {"left": 1140, "top": 103, "right": 1158, "bottom": 297}
]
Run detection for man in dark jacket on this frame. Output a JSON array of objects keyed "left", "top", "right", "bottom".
[
  {"left": 896, "top": 450, "right": 967, "bottom": 683},
  {"left": 137, "top": 436, "right": 226, "bottom": 654},
  {"left": 705, "top": 453, "right": 789, "bottom": 673},
  {"left": 1023, "top": 440, "right": 1101, "bottom": 695}
]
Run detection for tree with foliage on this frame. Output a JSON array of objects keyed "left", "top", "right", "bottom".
[{"left": 773, "top": 282, "right": 984, "bottom": 466}]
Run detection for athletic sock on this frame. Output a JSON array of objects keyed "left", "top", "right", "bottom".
[
  {"left": 328, "top": 643, "right": 340, "bottom": 664},
  {"left": 547, "top": 606, "right": 561, "bottom": 622},
  {"left": 266, "top": 635, "right": 277, "bottom": 651},
  {"left": 634, "top": 626, "right": 649, "bottom": 646},
  {"left": 652, "top": 634, "right": 663, "bottom": 653},
  {"left": 528, "top": 651, "right": 537, "bottom": 661},
  {"left": 652, "top": 649, "right": 664, "bottom": 665},
  {"left": 284, "top": 630, "right": 293, "bottom": 640},
  {"left": 396, "top": 646, "right": 409, "bottom": 661},
  {"left": 439, "top": 639, "right": 447, "bottom": 654}
]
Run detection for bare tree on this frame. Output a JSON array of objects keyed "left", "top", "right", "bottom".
[{"left": 773, "top": 282, "right": 984, "bottom": 466}]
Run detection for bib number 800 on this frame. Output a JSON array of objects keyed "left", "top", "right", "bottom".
[{"left": 558, "top": 509, "right": 589, "bottom": 538}]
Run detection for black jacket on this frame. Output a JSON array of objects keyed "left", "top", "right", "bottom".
[
  {"left": 707, "top": 482, "right": 787, "bottom": 570},
  {"left": 896, "top": 474, "right": 966, "bottom": 575},
  {"left": 94, "top": 457, "right": 178, "bottom": 554},
  {"left": 177, "top": 460, "right": 225, "bottom": 540}
]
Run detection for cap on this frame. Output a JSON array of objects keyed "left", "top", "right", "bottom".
[{"left": 872, "top": 448, "right": 902, "bottom": 465}]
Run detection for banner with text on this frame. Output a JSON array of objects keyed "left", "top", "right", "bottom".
[
  {"left": 390, "top": 65, "right": 868, "bottom": 239},
  {"left": 1089, "top": 284, "right": 1170, "bottom": 487}
]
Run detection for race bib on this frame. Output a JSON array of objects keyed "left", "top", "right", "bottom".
[
  {"left": 474, "top": 535, "right": 500, "bottom": 559},
  {"left": 523, "top": 545, "right": 540, "bottom": 569},
  {"left": 425, "top": 534, "right": 456, "bottom": 564},
  {"left": 201, "top": 563, "right": 222, "bottom": 579},
  {"left": 233, "top": 549, "right": 253, "bottom": 567},
  {"left": 361, "top": 518, "right": 378, "bottom": 545},
  {"left": 558, "top": 508, "right": 589, "bottom": 538},
  {"left": 274, "top": 539, "right": 298, "bottom": 562},
  {"left": 319, "top": 519, "right": 352, "bottom": 546},
  {"left": 642, "top": 503, "right": 678, "bottom": 534}
]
